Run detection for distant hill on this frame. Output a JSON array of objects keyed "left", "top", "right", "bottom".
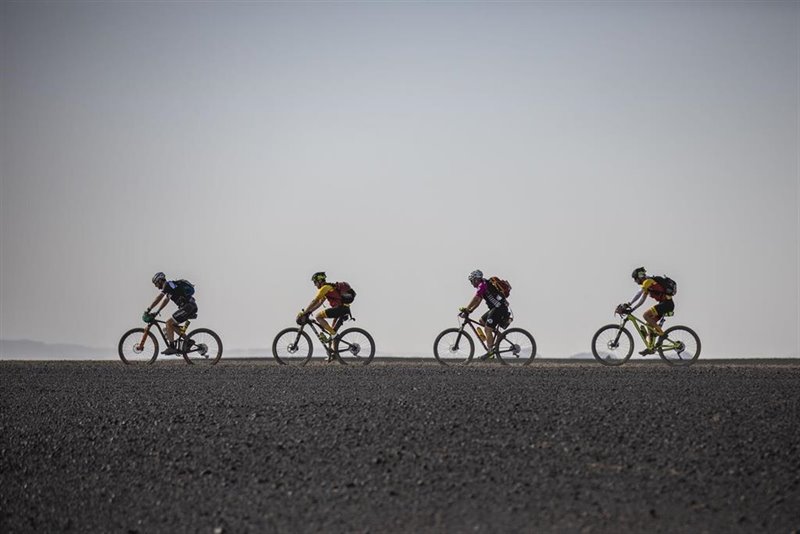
[{"left": 0, "top": 339, "right": 113, "bottom": 360}]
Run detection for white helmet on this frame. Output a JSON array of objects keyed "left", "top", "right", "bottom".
[
  {"left": 152, "top": 272, "right": 166, "bottom": 285},
  {"left": 468, "top": 270, "right": 484, "bottom": 284}
]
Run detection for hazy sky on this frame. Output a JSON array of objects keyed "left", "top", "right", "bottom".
[{"left": 1, "top": 1, "right": 798, "bottom": 358}]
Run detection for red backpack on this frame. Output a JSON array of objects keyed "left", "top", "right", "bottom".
[{"left": 335, "top": 282, "right": 356, "bottom": 304}]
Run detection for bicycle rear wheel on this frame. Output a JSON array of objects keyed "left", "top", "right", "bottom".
[
  {"left": 591, "top": 325, "right": 634, "bottom": 366},
  {"left": 272, "top": 327, "right": 313, "bottom": 366},
  {"left": 334, "top": 327, "right": 375, "bottom": 365},
  {"left": 182, "top": 328, "right": 223, "bottom": 365},
  {"left": 433, "top": 328, "right": 475, "bottom": 366},
  {"left": 494, "top": 327, "right": 537, "bottom": 366},
  {"left": 657, "top": 325, "right": 701, "bottom": 366},
  {"left": 118, "top": 328, "right": 158, "bottom": 365}
]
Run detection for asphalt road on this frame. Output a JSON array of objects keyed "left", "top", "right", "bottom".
[{"left": 1, "top": 360, "right": 799, "bottom": 533}]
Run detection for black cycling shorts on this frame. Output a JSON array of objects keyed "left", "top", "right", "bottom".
[
  {"left": 172, "top": 301, "right": 198, "bottom": 323},
  {"left": 481, "top": 306, "right": 510, "bottom": 329},
  {"left": 321, "top": 306, "right": 350, "bottom": 320},
  {"left": 651, "top": 300, "right": 675, "bottom": 319}
]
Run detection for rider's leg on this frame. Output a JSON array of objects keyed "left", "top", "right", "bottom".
[
  {"left": 314, "top": 311, "right": 336, "bottom": 336},
  {"left": 165, "top": 317, "right": 177, "bottom": 345},
  {"left": 485, "top": 326, "right": 495, "bottom": 351},
  {"left": 645, "top": 301, "right": 674, "bottom": 336}
]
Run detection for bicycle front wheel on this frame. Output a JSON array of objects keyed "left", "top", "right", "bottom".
[
  {"left": 433, "top": 328, "right": 475, "bottom": 366},
  {"left": 272, "top": 327, "right": 313, "bottom": 366},
  {"left": 183, "top": 328, "right": 223, "bottom": 365},
  {"left": 494, "top": 328, "right": 537, "bottom": 366},
  {"left": 334, "top": 327, "right": 375, "bottom": 365},
  {"left": 118, "top": 328, "right": 158, "bottom": 365},
  {"left": 591, "top": 325, "right": 634, "bottom": 366},
  {"left": 657, "top": 325, "right": 701, "bottom": 366}
]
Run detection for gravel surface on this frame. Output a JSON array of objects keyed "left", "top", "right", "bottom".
[{"left": 1, "top": 360, "right": 799, "bottom": 533}]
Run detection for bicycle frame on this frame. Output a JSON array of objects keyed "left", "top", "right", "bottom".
[
  {"left": 139, "top": 318, "right": 198, "bottom": 354},
  {"left": 293, "top": 313, "right": 353, "bottom": 356},
  {"left": 454, "top": 315, "right": 503, "bottom": 352},
  {"left": 618, "top": 312, "right": 681, "bottom": 351}
]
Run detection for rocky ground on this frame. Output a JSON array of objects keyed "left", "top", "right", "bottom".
[{"left": 1, "top": 360, "right": 799, "bottom": 533}]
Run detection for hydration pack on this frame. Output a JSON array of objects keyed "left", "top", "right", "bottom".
[
  {"left": 489, "top": 276, "right": 512, "bottom": 298},
  {"left": 174, "top": 279, "right": 196, "bottom": 298},
  {"left": 652, "top": 275, "right": 677, "bottom": 296},
  {"left": 335, "top": 281, "right": 356, "bottom": 304}
]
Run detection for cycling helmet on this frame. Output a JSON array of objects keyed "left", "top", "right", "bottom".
[
  {"left": 631, "top": 267, "right": 647, "bottom": 282},
  {"left": 311, "top": 271, "right": 327, "bottom": 283},
  {"left": 152, "top": 272, "right": 166, "bottom": 285},
  {"left": 468, "top": 270, "right": 484, "bottom": 284}
]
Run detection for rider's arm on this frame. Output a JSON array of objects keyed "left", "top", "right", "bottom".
[
  {"left": 304, "top": 296, "right": 324, "bottom": 314},
  {"left": 463, "top": 294, "right": 482, "bottom": 313},
  {"left": 303, "top": 285, "right": 333, "bottom": 315},
  {"left": 628, "top": 289, "right": 647, "bottom": 312},
  {"left": 147, "top": 293, "right": 166, "bottom": 313}
]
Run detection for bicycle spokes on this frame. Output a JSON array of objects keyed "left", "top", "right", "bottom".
[{"left": 657, "top": 326, "right": 700, "bottom": 366}]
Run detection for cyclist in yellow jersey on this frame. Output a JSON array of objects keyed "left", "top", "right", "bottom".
[
  {"left": 297, "top": 272, "right": 351, "bottom": 359},
  {"left": 617, "top": 267, "right": 675, "bottom": 355}
]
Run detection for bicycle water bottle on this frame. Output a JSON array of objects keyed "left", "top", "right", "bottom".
[{"left": 476, "top": 327, "right": 486, "bottom": 343}]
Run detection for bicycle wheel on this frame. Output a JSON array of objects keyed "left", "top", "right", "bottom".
[
  {"left": 182, "top": 328, "right": 223, "bottom": 365},
  {"left": 118, "top": 328, "right": 158, "bottom": 365},
  {"left": 272, "top": 327, "right": 313, "bottom": 366},
  {"left": 591, "top": 325, "right": 634, "bottom": 366},
  {"left": 334, "top": 327, "right": 375, "bottom": 365},
  {"left": 433, "top": 328, "right": 475, "bottom": 366},
  {"left": 494, "top": 328, "right": 537, "bottom": 366},
  {"left": 657, "top": 325, "right": 701, "bottom": 366}
]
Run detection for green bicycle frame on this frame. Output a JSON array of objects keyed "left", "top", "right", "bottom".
[{"left": 619, "top": 312, "right": 679, "bottom": 351}]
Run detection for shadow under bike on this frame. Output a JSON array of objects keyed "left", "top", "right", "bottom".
[
  {"left": 118, "top": 315, "right": 223, "bottom": 366},
  {"left": 591, "top": 310, "right": 700, "bottom": 366},
  {"left": 272, "top": 311, "right": 375, "bottom": 366},
  {"left": 433, "top": 313, "right": 537, "bottom": 366}
]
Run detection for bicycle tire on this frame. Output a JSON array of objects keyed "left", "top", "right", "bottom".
[
  {"left": 182, "top": 328, "right": 223, "bottom": 365},
  {"left": 334, "top": 327, "right": 375, "bottom": 366},
  {"left": 433, "top": 328, "right": 475, "bottom": 366},
  {"left": 657, "top": 325, "right": 701, "bottom": 367},
  {"left": 118, "top": 328, "right": 158, "bottom": 365},
  {"left": 494, "top": 327, "right": 537, "bottom": 366},
  {"left": 591, "top": 324, "right": 634, "bottom": 366},
  {"left": 272, "top": 327, "right": 314, "bottom": 366}
]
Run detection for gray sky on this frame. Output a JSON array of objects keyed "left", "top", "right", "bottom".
[{"left": 1, "top": 1, "right": 798, "bottom": 358}]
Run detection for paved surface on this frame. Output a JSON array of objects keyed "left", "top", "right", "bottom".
[{"left": 1, "top": 360, "right": 799, "bottom": 533}]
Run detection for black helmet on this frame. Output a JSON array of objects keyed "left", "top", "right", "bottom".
[
  {"left": 631, "top": 267, "right": 647, "bottom": 282},
  {"left": 311, "top": 271, "right": 327, "bottom": 283}
]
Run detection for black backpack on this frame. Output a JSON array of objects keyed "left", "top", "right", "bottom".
[
  {"left": 174, "top": 279, "right": 196, "bottom": 298},
  {"left": 652, "top": 275, "right": 677, "bottom": 296}
]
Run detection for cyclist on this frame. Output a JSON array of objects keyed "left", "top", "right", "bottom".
[
  {"left": 144, "top": 272, "right": 198, "bottom": 355},
  {"left": 617, "top": 266, "right": 675, "bottom": 355},
  {"left": 459, "top": 269, "right": 510, "bottom": 360},
  {"left": 297, "top": 271, "right": 351, "bottom": 361}
]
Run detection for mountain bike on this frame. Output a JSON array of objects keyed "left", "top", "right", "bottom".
[
  {"left": 433, "top": 311, "right": 536, "bottom": 366},
  {"left": 272, "top": 310, "right": 375, "bottom": 366},
  {"left": 118, "top": 314, "right": 223, "bottom": 366},
  {"left": 591, "top": 309, "right": 700, "bottom": 366}
]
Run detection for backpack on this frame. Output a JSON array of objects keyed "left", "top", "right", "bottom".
[
  {"left": 488, "top": 276, "right": 512, "bottom": 298},
  {"left": 652, "top": 275, "right": 677, "bottom": 296},
  {"left": 174, "top": 279, "right": 196, "bottom": 298},
  {"left": 335, "top": 281, "right": 356, "bottom": 304}
]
